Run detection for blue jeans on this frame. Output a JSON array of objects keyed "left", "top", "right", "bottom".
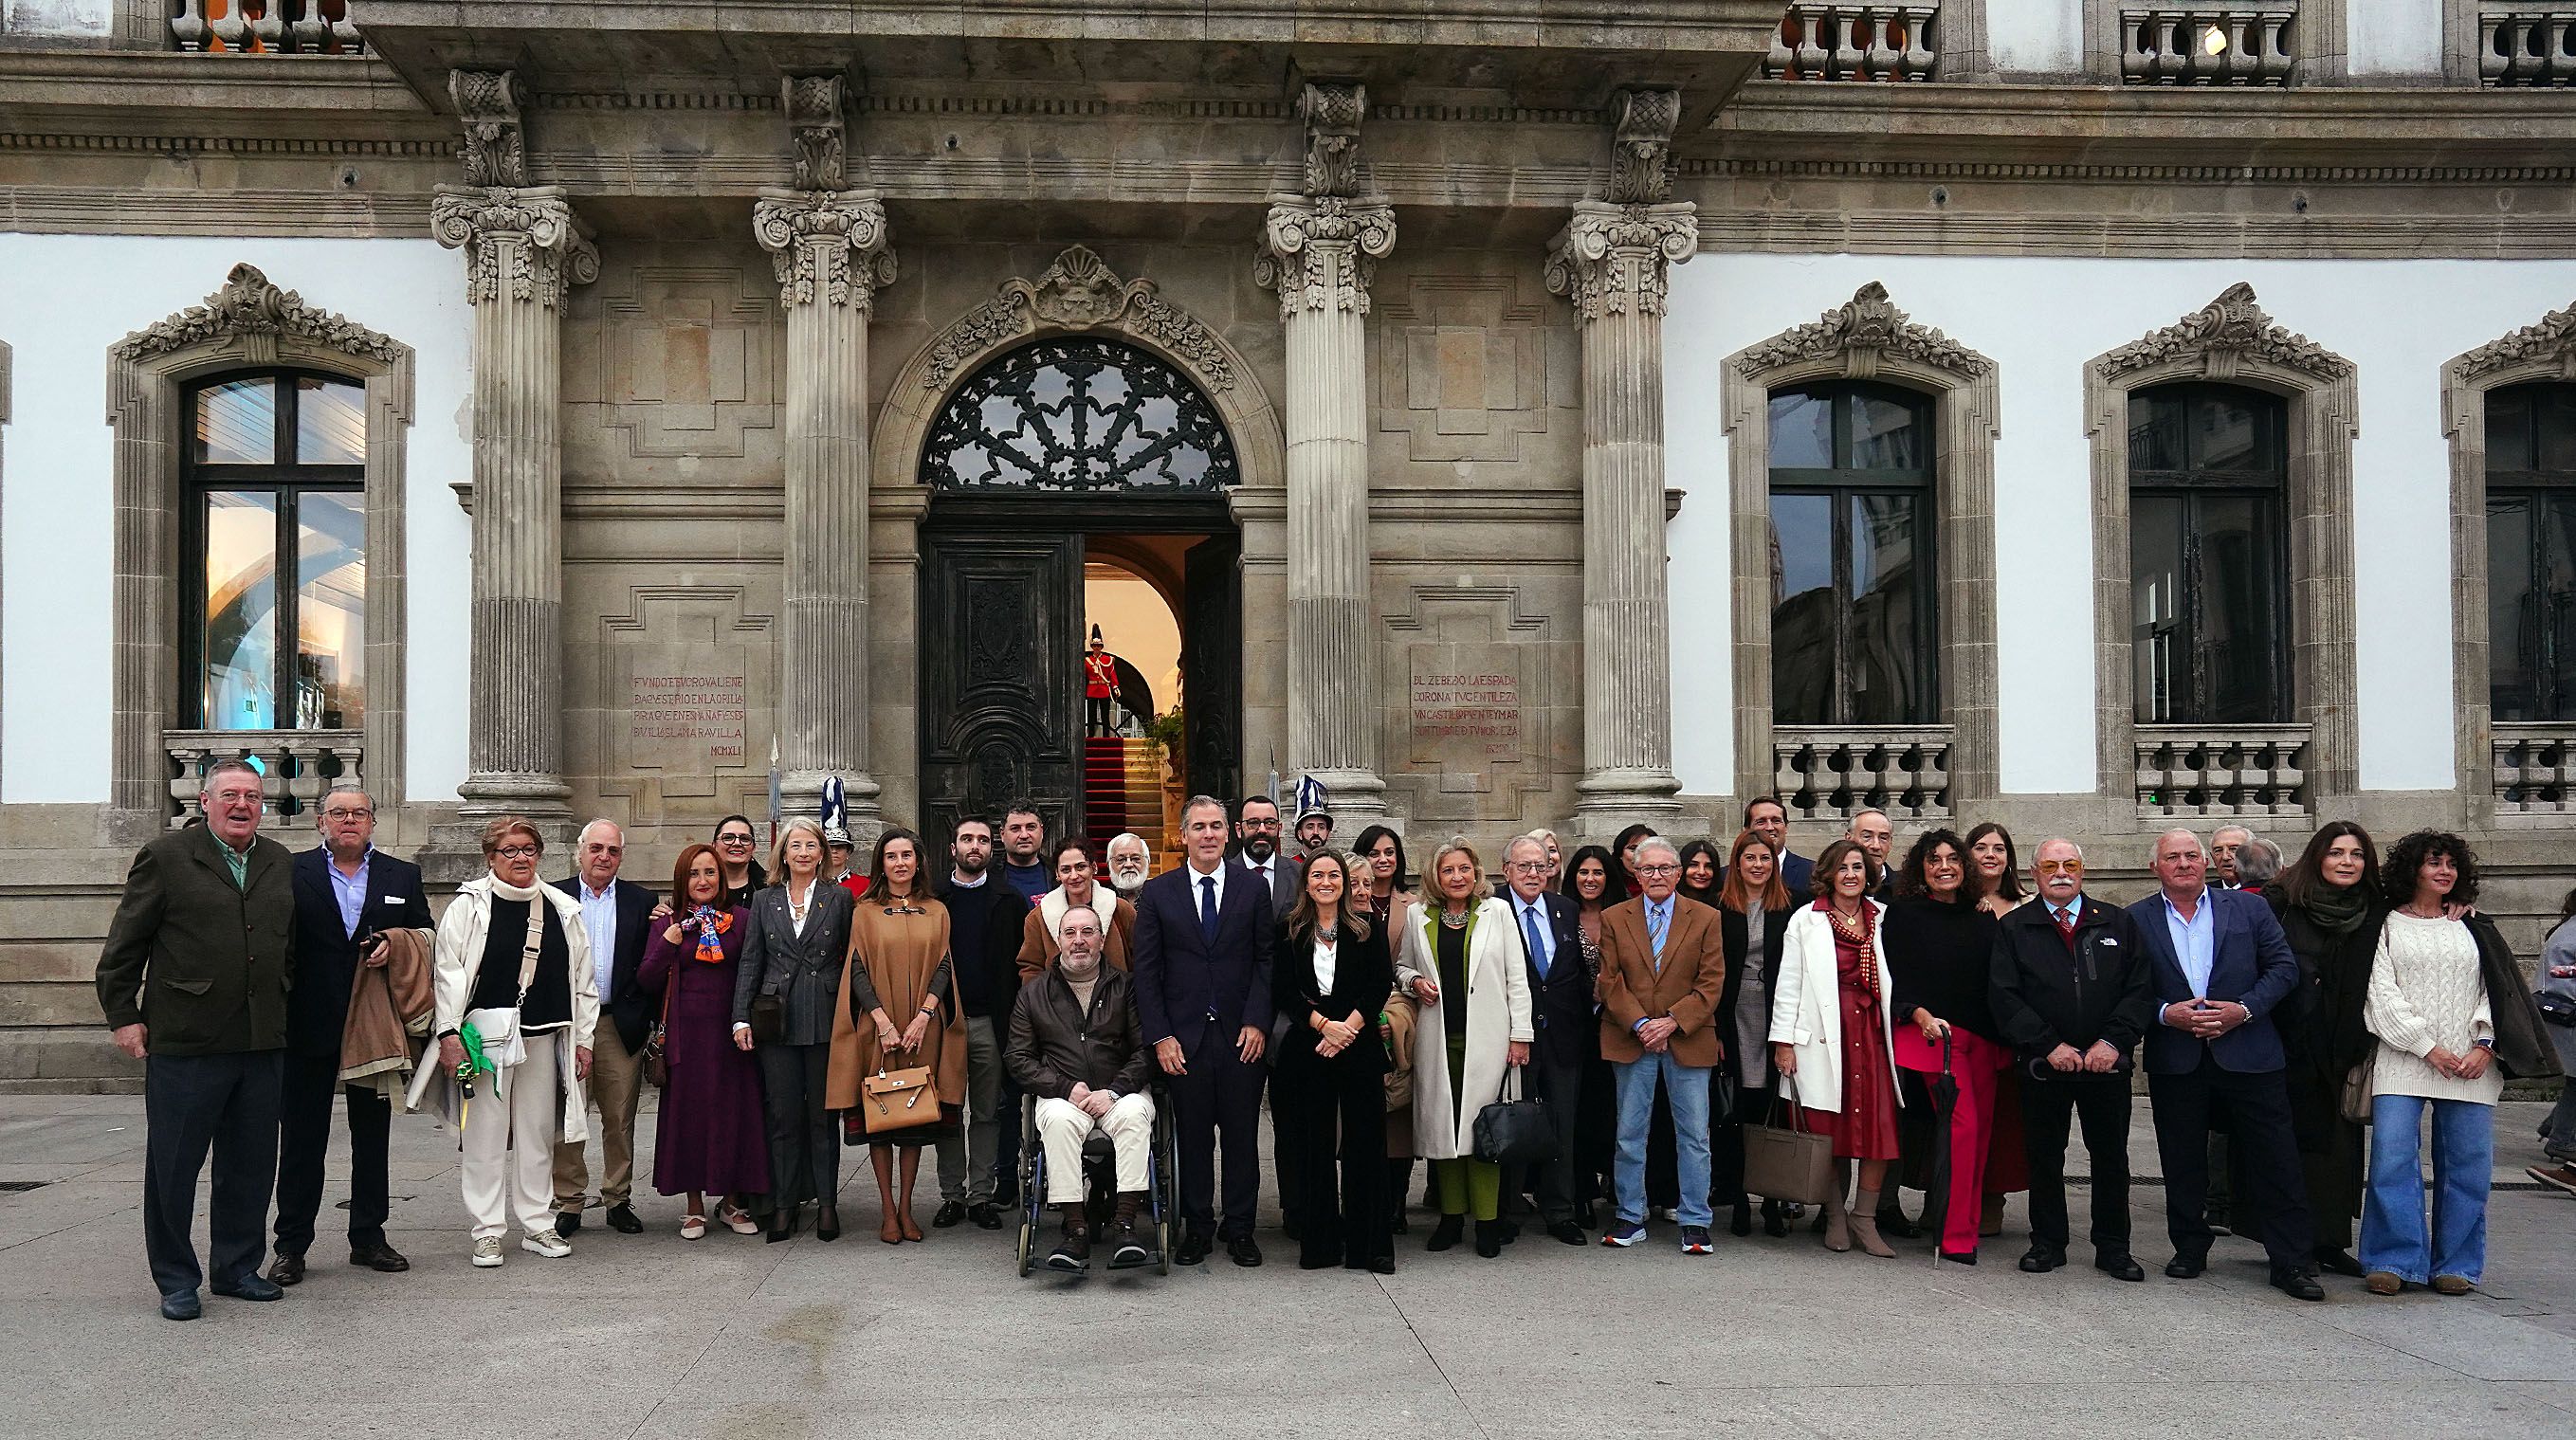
[
  {"left": 1613, "top": 1052, "right": 1712, "bottom": 1228},
  {"left": 2359, "top": 1092, "right": 2493, "bottom": 1285}
]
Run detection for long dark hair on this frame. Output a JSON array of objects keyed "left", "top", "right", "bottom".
[
  {"left": 1963, "top": 821, "right": 2025, "bottom": 903},
  {"left": 1611, "top": 824, "right": 1659, "bottom": 883},
  {"left": 1810, "top": 837, "right": 1872, "bottom": 902},
  {"left": 1285, "top": 850, "right": 1372, "bottom": 945},
  {"left": 1676, "top": 839, "right": 1723, "bottom": 904},
  {"left": 863, "top": 827, "right": 925, "bottom": 905},
  {"left": 2382, "top": 829, "right": 2480, "bottom": 909},
  {"left": 1892, "top": 829, "right": 1972, "bottom": 903},
  {"left": 1561, "top": 844, "right": 1625, "bottom": 908},
  {"left": 1352, "top": 824, "right": 1410, "bottom": 891},
  {"left": 713, "top": 812, "right": 768, "bottom": 890},
  {"left": 2278, "top": 820, "right": 2381, "bottom": 911}
]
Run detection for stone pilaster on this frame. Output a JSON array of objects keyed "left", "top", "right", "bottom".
[
  {"left": 430, "top": 179, "right": 596, "bottom": 823},
  {"left": 754, "top": 186, "right": 895, "bottom": 830},
  {"left": 1255, "top": 81, "right": 1395, "bottom": 818}
]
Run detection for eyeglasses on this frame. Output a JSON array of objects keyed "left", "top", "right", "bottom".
[
  {"left": 1637, "top": 864, "right": 1679, "bottom": 877},
  {"left": 2036, "top": 860, "right": 2084, "bottom": 875},
  {"left": 493, "top": 845, "right": 541, "bottom": 861},
  {"left": 1507, "top": 862, "right": 1550, "bottom": 874},
  {"left": 717, "top": 833, "right": 754, "bottom": 846},
  {"left": 321, "top": 807, "right": 373, "bottom": 820}
]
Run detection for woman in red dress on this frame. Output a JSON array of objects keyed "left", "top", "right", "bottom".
[{"left": 1771, "top": 838, "right": 1904, "bottom": 1257}]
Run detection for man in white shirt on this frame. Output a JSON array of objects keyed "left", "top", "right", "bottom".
[{"left": 550, "top": 821, "right": 657, "bottom": 1237}]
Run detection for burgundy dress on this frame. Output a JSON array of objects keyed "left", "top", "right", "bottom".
[
  {"left": 640, "top": 906, "right": 771, "bottom": 1197},
  {"left": 1801, "top": 902, "right": 1903, "bottom": 1162}
]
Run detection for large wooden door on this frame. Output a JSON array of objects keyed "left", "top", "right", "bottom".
[
  {"left": 918, "top": 528, "right": 1084, "bottom": 848},
  {"left": 1181, "top": 533, "right": 1242, "bottom": 803}
]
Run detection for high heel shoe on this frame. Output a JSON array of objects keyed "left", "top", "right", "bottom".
[
  {"left": 1849, "top": 1189, "right": 1896, "bottom": 1259},
  {"left": 767, "top": 1202, "right": 798, "bottom": 1244},
  {"left": 1822, "top": 1195, "right": 1852, "bottom": 1253},
  {"left": 815, "top": 1206, "right": 840, "bottom": 1243},
  {"left": 1762, "top": 1199, "right": 1789, "bottom": 1239}
]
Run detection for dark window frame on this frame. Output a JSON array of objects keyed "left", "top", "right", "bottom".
[
  {"left": 178, "top": 369, "right": 365, "bottom": 731},
  {"left": 2486, "top": 381, "right": 2576, "bottom": 722},
  {"left": 1765, "top": 379, "right": 1943, "bottom": 726},
  {"left": 2127, "top": 381, "right": 2292, "bottom": 726}
]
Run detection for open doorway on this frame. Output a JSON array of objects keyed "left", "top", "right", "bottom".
[{"left": 1081, "top": 553, "right": 1183, "bottom": 856}]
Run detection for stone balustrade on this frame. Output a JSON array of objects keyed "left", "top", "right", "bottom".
[
  {"left": 1773, "top": 726, "right": 1952, "bottom": 821},
  {"left": 1764, "top": 5, "right": 1941, "bottom": 82},
  {"left": 171, "top": 0, "right": 365, "bottom": 55},
  {"left": 164, "top": 730, "right": 361, "bottom": 829},
  {"left": 2134, "top": 724, "right": 2307, "bottom": 819},
  {"left": 2119, "top": 8, "right": 2295, "bottom": 85},
  {"left": 2483, "top": 11, "right": 2576, "bottom": 85},
  {"left": 2492, "top": 724, "right": 2576, "bottom": 814}
]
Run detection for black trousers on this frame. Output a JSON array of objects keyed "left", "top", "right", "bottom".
[
  {"left": 1171, "top": 1028, "right": 1267, "bottom": 1239},
  {"left": 2019, "top": 1073, "right": 2132, "bottom": 1258},
  {"left": 145, "top": 1050, "right": 283, "bottom": 1297},
  {"left": 1529, "top": 1054, "right": 1590, "bottom": 1223},
  {"left": 1281, "top": 1055, "right": 1390, "bottom": 1267},
  {"left": 1711, "top": 1081, "right": 1769, "bottom": 1209},
  {"left": 759, "top": 1041, "right": 838, "bottom": 1210},
  {"left": 1271, "top": 1069, "right": 1307, "bottom": 1231},
  {"left": 2149, "top": 1053, "right": 2315, "bottom": 1278},
  {"left": 1085, "top": 695, "right": 1112, "bottom": 735},
  {"left": 272, "top": 1048, "right": 390, "bottom": 1257}
]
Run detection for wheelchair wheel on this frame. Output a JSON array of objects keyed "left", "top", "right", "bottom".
[
  {"left": 1014, "top": 1100, "right": 1040, "bottom": 1278},
  {"left": 1153, "top": 1095, "right": 1179, "bottom": 1275}
]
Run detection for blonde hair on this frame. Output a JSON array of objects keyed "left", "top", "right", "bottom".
[
  {"left": 1285, "top": 850, "right": 1374, "bottom": 944},
  {"left": 1425, "top": 838, "right": 1493, "bottom": 907},
  {"left": 772, "top": 816, "right": 827, "bottom": 879}
]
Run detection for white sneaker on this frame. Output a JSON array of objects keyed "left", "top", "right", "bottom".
[
  {"left": 521, "top": 1228, "right": 572, "bottom": 1259},
  {"left": 471, "top": 1237, "right": 504, "bottom": 1268}
]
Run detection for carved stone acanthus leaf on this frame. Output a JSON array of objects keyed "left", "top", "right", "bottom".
[
  {"left": 782, "top": 74, "right": 849, "bottom": 191},
  {"left": 2457, "top": 301, "right": 2576, "bottom": 381},
  {"left": 429, "top": 185, "right": 600, "bottom": 308},
  {"left": 1296, "top": 81, "right": 1367, "bottom": 199},
  {"left": 1253, "top": 196, "right": 1397, "bottom": 319},
  {"left": 1544, "top": 201, "right": 1697, "bottom": 320},
  {"left": 2096, "top": 283, "right": 2354, "bottom": 383},
  {"left": 111, "top": 262, "right": 408, "bottom": 365},
  {"left": 449, "top": 69, "right": 528, "bottom": 190},
  {"left": 1608, "top": 87, "right": 1682, "bottom": 207},
  {"left": 1730, "top": 282, "right": 1994, "bottom": 382},
  {"left": 918, "top": 246, "right": 1236, "bottom": 392},
  {"left": 752, "top": 189, "right": 894, "bottom": 309}
]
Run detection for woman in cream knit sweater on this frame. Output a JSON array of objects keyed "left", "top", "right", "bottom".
[{"left": 2359, "top": 831, "right": 2501, "bottom": 1297}]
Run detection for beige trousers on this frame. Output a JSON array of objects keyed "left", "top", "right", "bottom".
[
  {"left": 1034, "top": 1092, "right": 1155, "bottom": 1204},
  {"left": 465, "top": 1030, "right": 561, "bottom": 1241},
  {"left": 553, "top": 1021, "right": 643, "bottom": 1211}
]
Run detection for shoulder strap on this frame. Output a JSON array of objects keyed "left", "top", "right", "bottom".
[{"left": 516, "top": 895, "right": 544, "bottom": 1003}]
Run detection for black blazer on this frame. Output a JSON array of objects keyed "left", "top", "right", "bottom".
[
  {"left": 1270, "top": 920, "right": 1395, "bottom": 1078},
  {"left": 1717, "top": 901, "right": 1796, "bottom": 1084},
  {"left": 1132, "top": 862, "right": 1277, "bottom": 1054},
  {"left": 1989, "top": 895, "right": 2154, "bottom": 1060},
  {"left": 1500, "top": 889, "right": 1593, "bottom": 1071},
  {"left": 735, "top": 881, "right": 855, "bottom": 1048},
  {"left": 284, "top": 847, "right": 432, "bottom": 1057},
  {"left": 552, "top": 874, "right": 660, "bottom": 1053}
]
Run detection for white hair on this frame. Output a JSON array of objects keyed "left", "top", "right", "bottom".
[
  {"left": 1106, "top": 831, "right": 1149, "bottom": 858},
  {"left": 2155, "top": 828, "right": 2208, "bottom": 859},
  {"left": 2036, "top": 837, "right": 2086, "bottom": 864},
  {"left": 1505, "top": 835, "right": 1547, "bottom": 862},
  {"left": 577, "top": 818, "right": 623, "bottom": 847},
  {"left": 1635, "top": 836, "right": 1681, "bottom": 866}
]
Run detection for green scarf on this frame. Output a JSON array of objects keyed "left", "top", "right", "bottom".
[{"left": 2297, "top": 882, "right": 2371, "bottom": 938}]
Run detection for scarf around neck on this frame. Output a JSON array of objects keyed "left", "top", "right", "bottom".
[
  {"left": 2297, "top": 882, "right": 2371, "bottom": 938},
  {"left": 486, "top": 873, "right": 542, "bottom": 903}
]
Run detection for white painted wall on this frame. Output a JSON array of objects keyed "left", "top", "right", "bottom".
[
  {"left": 2348, "top": 1, "right": 2445, "bottom": 77},
  {"left": 1665, "top": 255, "right": 2576, "bottom": 798},
  {"left": 1984, "top": 0, "right": 2085, "bottom": 75},
  {"left": 0, "top": 235, "right": 472, "bottom": 805}
]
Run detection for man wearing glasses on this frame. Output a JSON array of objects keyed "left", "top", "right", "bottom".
[
  {"left": 1503, "top": 835, "right": 1594, "bottom": 1245},
  {"left": 269, "top": 786, "right": 431, "bottom": 1286},
  {"left": 1597, "top": 837, "right": 1726, "bottom": 1253}
]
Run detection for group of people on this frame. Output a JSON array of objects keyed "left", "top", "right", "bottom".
[{"left": 94, "top": 763, "right": 2568, "bottom": 1318}]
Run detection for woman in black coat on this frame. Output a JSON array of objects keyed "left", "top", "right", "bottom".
[
  {"left": 1713, "top": 829, "right": 1796, "bottom": 1237},
  {"left": 1272, "top": 850, "right": 1398, "bottom": 1273},
  {"left": 2268, "top": 821, "right": 2387, "bottom": 1278}
]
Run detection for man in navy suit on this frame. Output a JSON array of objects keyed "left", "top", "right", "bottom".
[
  {"left": 268, "top": 787, "right": 430, "bottom": 1285},
  {"left": 1745, "top": 796, "right": 1812, "bottom": 898},
  {"left": 1133, "top": 794, "right": 1276, "bottom": 1267},
  {"left": 2125, "top": 828, "right": 2323, "bottom": 1302},
  {"left": 550, "top": 820, "right": 660, "bottom": 1237},
  {"left": 1501, "top": 833, "right": 1595, "bottom": 1244}
]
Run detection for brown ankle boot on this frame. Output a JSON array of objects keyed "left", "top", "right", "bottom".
[{"left": 1849, "top": 1189, "right": 1896, "bottom": 1258}]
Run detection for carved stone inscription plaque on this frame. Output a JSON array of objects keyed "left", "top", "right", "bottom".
[
  {"left": 626, "top": 646, "right": 749, "bottom": 771},
  {"left": 1408, "top": 645, "right": 1525, "bottom": 765}
]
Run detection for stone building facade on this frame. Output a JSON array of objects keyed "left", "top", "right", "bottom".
[{"left": 3, "top": 2, "right": 2575, "bottom": 1085}]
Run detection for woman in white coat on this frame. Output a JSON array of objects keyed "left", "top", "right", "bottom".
[
  {"left": 1769, "top": 839, "right": 1904, "bottom": 1258},
  {"left": 1398, "top": 839, "right": 1532, "bottom": 1257},
  {"left": 412, "top": 817, "right": 598, "bottom": 1269}
]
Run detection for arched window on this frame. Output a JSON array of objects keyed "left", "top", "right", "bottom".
[
  {"left": 922, "top": 337, "right": 1237, "bottom": 493},
  {"left": 183, "top": 370, "right": 367, "bottom": 731},
  {"left": 2128, "top": 383, "right": 2289, "bottom": 725},
  {"left": 1765, "top": 381, "right": 1940, "bottom": 725},
  {"left": 2487, "top": 382, "right": 2576, "bottom": 721}
]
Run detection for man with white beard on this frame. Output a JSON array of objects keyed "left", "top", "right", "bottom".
[{"left": 1105, "top": 832, "right": 1153, "bottom": 896}]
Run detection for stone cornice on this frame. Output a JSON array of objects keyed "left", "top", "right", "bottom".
[
  {"left": 2097, "top": 283, "right": 2354, "bottom": 385},
  {"left": 915, "top": 245, "right": 1236, "bottom": 392},
  {"left": 110, "top": 261, "right": 409, "bottom": 364},
  {"left": 1732, "top": 282, "right": 1992, "bottom": 382}
]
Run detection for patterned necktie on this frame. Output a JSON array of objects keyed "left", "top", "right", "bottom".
[
  {"left": 1198, "top": 875, "right": 1218, "bottom": 944},
  {"left": 2053, "top": 902, "right": 2077, "bottom": 950},
  {"left": 1648, "top": 902, "right": 1669, "bottom": 971},
  {"left": 1522, "top": 903, "right": 1549, "bottom": 980}
]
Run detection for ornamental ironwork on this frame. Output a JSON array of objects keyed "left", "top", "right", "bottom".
[{"left": 923, "top": 337, "right": 1238, "bottom": 493}]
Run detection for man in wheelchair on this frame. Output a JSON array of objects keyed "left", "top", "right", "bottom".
[{"left": 1006, "top": 903, "right": 1154, "bottom": 1271}]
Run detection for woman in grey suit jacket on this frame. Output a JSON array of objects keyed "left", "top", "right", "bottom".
[{"left": 734, "top": 817, "right": 857, "bottom": 1242}]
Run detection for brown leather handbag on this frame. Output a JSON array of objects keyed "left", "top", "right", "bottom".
[
  {"left": 859, "top": 1064, "right": 941, "bottom": 1135},
  {"left": 1742, "top": 1074, "right": 1836, "bottom": 1205}
]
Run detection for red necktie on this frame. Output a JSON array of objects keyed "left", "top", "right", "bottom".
[{"left": 2053, "top": 904, "right": 2077, "bottom": 950}]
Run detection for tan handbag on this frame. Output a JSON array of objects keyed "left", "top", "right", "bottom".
[
  {"left": 2338, "top": 1049, "right": 2377, "bottom": 1126},
  {"left": 1742, "top": 1073, "right": 1836, "bottom": 1205},
  {"left": 859, "top": 1064, "right": 941, "bottom": 1135}
]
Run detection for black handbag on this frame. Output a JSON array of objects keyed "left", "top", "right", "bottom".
[
  {"left": 2536, "top": 988, "right": 2576, "bottom": 1028},
  {"left": 1471, "top": 1066, "right": 1558, "bottom": 1167},
  {"left": 747, "top": 993, "right": 786, "bottom": 1046}
]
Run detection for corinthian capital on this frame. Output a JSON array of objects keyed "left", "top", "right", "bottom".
[
  {"left": 1544, "top": 200, "right": 1697, "bottom": 321},
  {"left": 753, "top": 189, "right": 897, "bottom": 310},
  {"left": 1253, "top": 195, "right": 1396, "bottom": 319},
  {"left": 429, "top": 184, "right": 599, "bottom": 308}
]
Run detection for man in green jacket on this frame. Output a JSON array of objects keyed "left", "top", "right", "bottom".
[{"left": 95, "top": 758, "right": 298, "bottom": 1321}]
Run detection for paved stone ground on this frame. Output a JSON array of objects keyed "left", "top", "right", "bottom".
[{"left": 2, "top": 1093, "right": 2570, "bottom": 1439}]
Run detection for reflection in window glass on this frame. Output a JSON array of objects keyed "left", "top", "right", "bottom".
[
  {"left": 1767, "top": 392, "right": 1834, "bottom": 470},
  {"left": 296, "top": 491, "right": 366, "bottom": 728},
  {"left": 2128, "top": 384, "right": 2289, "bottom": 724},
  {"left": 296, "top": 378, "right": 368, "bottom": 466},
  {"left": 2132, "top": 496, "right": 2184, "bottom": 722},
  {"left": 203, "top": 491, "right": 280, "bottom": 729},
  {"left": 195, "top": 378, "right": 277, "bottom": 465},
  {"left": 2488, "top": 496, "right": 2535, "bottom": 721},
  {"left": 1847, "top": 392, "right": 1921, "bottom": 471},
  {"left": 1764, "top": 382, "right": 1938, "bottom": 725},
  {"left": 1847, "top": 493, "right": 1922, "bottom": 724},
  {"left": 1769, "top": 493, "right": 1836, "bottom": 724}
]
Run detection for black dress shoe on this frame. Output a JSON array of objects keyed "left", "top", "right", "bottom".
[
  {"left": 605, "top": 1204, "right": 643, "bottom": 1234},
  {"left": 160, "top": 1291, "right": 201, "bottom": 1322},
  {"left": 1940, "top": 1248, "right": 1979, "bottom": 1266},
  {"left": 931, "top": 1200, "right": 968, "bottom": 1229},
  {"left": 212, "top": 1275, "right": 284, "bottom": 1302},
  {"left": 2019, "top": 1245, "right": 2067, "bottom": 1273},
  {"left": 2313, "top": 1247, "right": 2364, "bottom": 1278},
  {"left": 1498, "top": 1219, "right": 1521, "bottom": 1245},
  {"left": 1473, "top": 1220, "right": 1504, "bottom": 1259},
  {"left": 968, "top": 1202, "right": 1004, "bottom": 1230},
  {"left": 555, "top": 1210, "right": 581, "bottom": 1237},
  {"left": 265, "top": 1252, "right": 305, "bottom": 1286},
  {"left": 2095, "top": 1253, "right": 2146, "bottom": 1283},
  {"left": 2165, "top": 1254, "right": 2206, "bottom": 1279},
  {"left": 2273, "top": 1268, "right": 2326, "bottom": 1302},
  {"left": 1876, "top": 1207, "right": 1923, "bottom": 1241},
  {"left": 1228, "top": 1234, "right": 1264, "bottom": 1267},
  {"left": 1762, "top": 1200, "right": 1790, "bottom": 1239},
  {"left": 1175, "top": 1230, "right": 1213, "bottom": 1267},
  {"left": 1426, "top": 1214, "right": 1464, "bottom": 1252},
  {"left": 1368, "top": 1255, "right": 1397, "bottom": 1275},
  {"left": 348, "top": 1242, "right": 409, "bottom": 1274},
  {"left": 1730, "top": 1202, "right": 1753, "bottom": 1238},
  {"left": 816, "top": 1206, "right": 841, "bottom": 1243},
  {"left": 1547, "top": 1220, "right": 1587, "bottom": 1246},
  {"left": 1574, "top": 1200, "right": 1598, "bottom": 1229}
]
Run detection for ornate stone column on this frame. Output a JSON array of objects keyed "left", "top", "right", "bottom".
[
  {"left": 754, "top": 79, "right": 895, "bottom": 829},
  {"left": 1255, "top": 82, "right": 1395, "bottom": 818},
  {"left": 1545, "top": 89, "right": 1696, "bottom": 833},
  {"left": 432, "top": 70, "right": 596, "bottom": 824}
]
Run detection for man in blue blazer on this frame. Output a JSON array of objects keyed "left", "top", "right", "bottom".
[
  {"left": 1745, "top": 796, "right": 1812, "bottom": 898},
  {"left": 2125, "top": 829, "right": 2322, "bottom": 1302},
  {"left": 270, "top": 788, "right": 430, "bottom": 1285},
  {"left": 1132, "top": 794, "right": 1276, "bottom": 1267}
]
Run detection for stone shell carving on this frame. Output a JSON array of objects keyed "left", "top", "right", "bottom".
[
  {"left": 450, "top": 69, "right": 528, "bottom": 190},
  {"left": 918, "top": 246, "right": 1236, "bottom": 392},
  {"left": 2095, "top": 283, "right": 2353, "bottom": 383},
  {"left": 1729, "top": 282, "right": 1994, "bottom": 380},
  {"left": 2456, "top": 301, "right": 2576, "bottom": 381},
  {"left": 751, "top": 190, "right": 895, "bottom": 308},
  {"left": 1253, "top": 195, "right": 1397, "bottom": 319},
  {"left": 429, "top": 186, "right": 600, "bottom": 307},
  {"left": 1544, "top": 202, "right": 1697, "bottom": 320},
  {"left": 112, "top": 262, "right": 408, "bottom": 364}
]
